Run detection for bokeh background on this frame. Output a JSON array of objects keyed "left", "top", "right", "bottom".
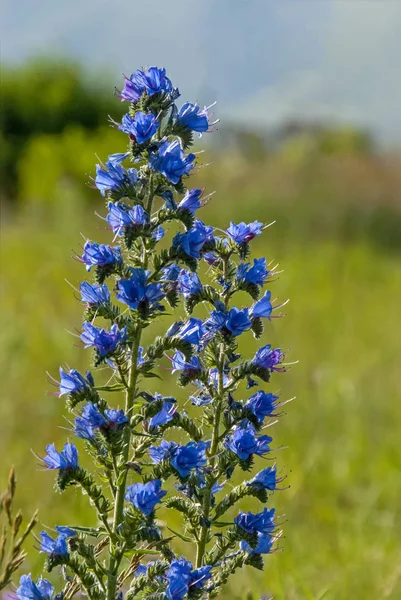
[{"left": 1, "top": 2, "right": 401, "bottom": 599}]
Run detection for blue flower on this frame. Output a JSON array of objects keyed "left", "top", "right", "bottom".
[
  {"left": 58, "top": 368, "right": 92, "bottom": 396},
  {"left": 252, "top": 344, "right": 284, "bottom": 372},
  {"left": 227, "top": 221, "right": 263, "bottom": 244},
  {"left": 119, "top": 112, "right": 159, "bottom": 143},
  {"left": 74, "top": 417, "right": 95, "bottom": 441},
  {"left": 160, "top": 189, "right": 176, "bottom": 210},
  {"left": 165, "top": 558, "right": 192, "bottom": 600},
  {"left": 178, "top": 188, "right": 202, "bottom": 214},
  {"left": 104, "top": 408, "right": 129, "bottom": 428},
  {"left": 80, "top": 323, "right": 127, "bottom": 357},
  {"left": 149, "top": 140, "right": 195, "bottom": 184},
  {"left": 168, "top": 318, "right": 205, "bottom": 346},
  {"left": 79, "top": 282, "right": 110, "bottom": 306},
  {"left": 116, "top": 268, "right": 165, "bottom": 310},
  {"left": 81, "top": 241, "right": 122, "bottom": 272},
  {"left": 240, "top": 533, "right": 273, "bottom": 555},
  {"left": 249, "top": 465, "right": 277, "bottom": 490},
  {"left": 177, "top": 270, "right": 202, "bottom": 298},
  {"left": 106, "top": 202, "right": 148, "bottom": 237},
  {"left": 164, "top": 558, "right": 212, "bottom": 599},
  {"left": 125, "top": 480, "right": 166, "bottom": 516},
  {"left": 177, "top": 102, "right": 210, "bottom": 134},
  {"left": 171, "top": 351, "right": 202, "bottom": 377},
  {"left": 75, "top": 404, "right": 128, "bottom": 439},
  {"left": 42, "top": 443, "right": 78, "bottom": 470},
  {"left": 237, "top": 258, "right": 269, "bottom": 286},
  {"left": 81, "top": 403, "right": 106, "bottom": 427},
  {"left": 235, "top": 508, "right": 275, "bottom": 535},
  {"left": 245, "top": 390, "right": 279, "bottom": 423},
  {"left": 171, "top": 440, "right": 209, "bottom": 478},
  {"left": 121, "top": 67, "right": 176, "bottom": 102},
  {"left": 195, "top": 472, "right": 223, "bottom": 497},
  {"left": 149, "top": 439, "right": 178, "bottom": 464},
  {"left": 203, "top": 251, "right": 219, "bottom": 266},
  {"left": 74, "top": 403, "right": 104, "bottom": 439},
  {"left": 161, "top": 263, "right": 180, "bottom": 283},
  {"left": 208, "top": 367, "right": 231, "bottom": 388},
  {"left": 225, "top": 423, "right": 272, "bottom": 460},
  {"left": 55, "top": 525, "right": 77, "bottom": 538},
  {"left": 137, "top": 346, "right": 145, "bottom": 366},
  {"left": 108, "top": 152, "right": 131, "bottom": 164},
  {"left": 16, "top": 574, "right": 55, "bottom": 600},
  {"left": 190, "top": 565, "right": 213, "bottom": 589},
  {"left": 203, "top": 310, "right": 227, "bottom": 340},
  {"left": 152, "top": 225, "right": 165, "bottom": 241},
  {"left": 95, "top": 156, "right": 137, "bottom": 196},
  {"left": 190, "top": 393, "right": 212, "bottom": 406},
  {"left": 225, "top": 307, "right": 252, "bottom": 336},
  {"left": 251, "top": 290, "right": 272, "bottom": 319},
  {"left": 173, "top": 220, "right": 213, "bottom": 259},
  {"left": 149, "top": 401, "right": 176, "bottom": 430},
  {"left": 134, "top": 564, "right": 149, "bottom": 577},
  {"left": 39, "top": 531, "right": 71, "bottom": 556}
]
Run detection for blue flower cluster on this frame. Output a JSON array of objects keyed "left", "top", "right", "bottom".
[{"left": 24, "top": 65, "right": 289, "bottom": 600}]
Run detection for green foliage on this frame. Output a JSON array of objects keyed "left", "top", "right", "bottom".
[
  {"left": 125, "top": 560, "right": 169, "bottom": 599},
  {"left": 0, "top": 469, "right": 37, "bottom": 590},
  {"left": 1, "top": 58, "right": 123, "bottom": 201}
]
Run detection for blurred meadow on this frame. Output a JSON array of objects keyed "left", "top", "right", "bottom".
[{"left": 1, "top": 60, "right": 401, "bottom": 599}]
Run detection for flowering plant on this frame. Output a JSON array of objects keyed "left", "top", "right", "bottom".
[{"left": 17, "top": 66, "right": 289, "bottom": 600}]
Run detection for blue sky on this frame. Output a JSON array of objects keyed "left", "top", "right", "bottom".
[{"left": 2, "top": 0, "right": 401, "bottom": 141}]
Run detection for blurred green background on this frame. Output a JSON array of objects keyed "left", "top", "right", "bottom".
[{"left": 1, "top": 58, "right": 401, "bottom": 600}]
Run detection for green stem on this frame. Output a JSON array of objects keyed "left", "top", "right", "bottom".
[
  {"left": 196, "top": 258, "right": 231, "bottom": 567},
  {"left": 106, "top": 330, "right": 142, "bottom": 600},
  {"left": 106, "top": 179, "right": 156, "bottom": 600},
  {"left": 196, "top": 346, "right": 225, "bottom": 568}
]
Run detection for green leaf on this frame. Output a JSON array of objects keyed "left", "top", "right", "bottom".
[{"left": 167, "top": 527, "right": 195, "bottom": 543}]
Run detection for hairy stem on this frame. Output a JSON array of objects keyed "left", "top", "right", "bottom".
[
  {"left": 196, "top": 345, "right": 225, "bottom": 568},
  {"left": 106, "top": 330, "right": 142, "bottom": 600},
  {"left": 196, "top": 258, "right": 231, "bottom": 567},
  {"left": 106, "top": 178, "right": 155, "bottom": 600}
]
